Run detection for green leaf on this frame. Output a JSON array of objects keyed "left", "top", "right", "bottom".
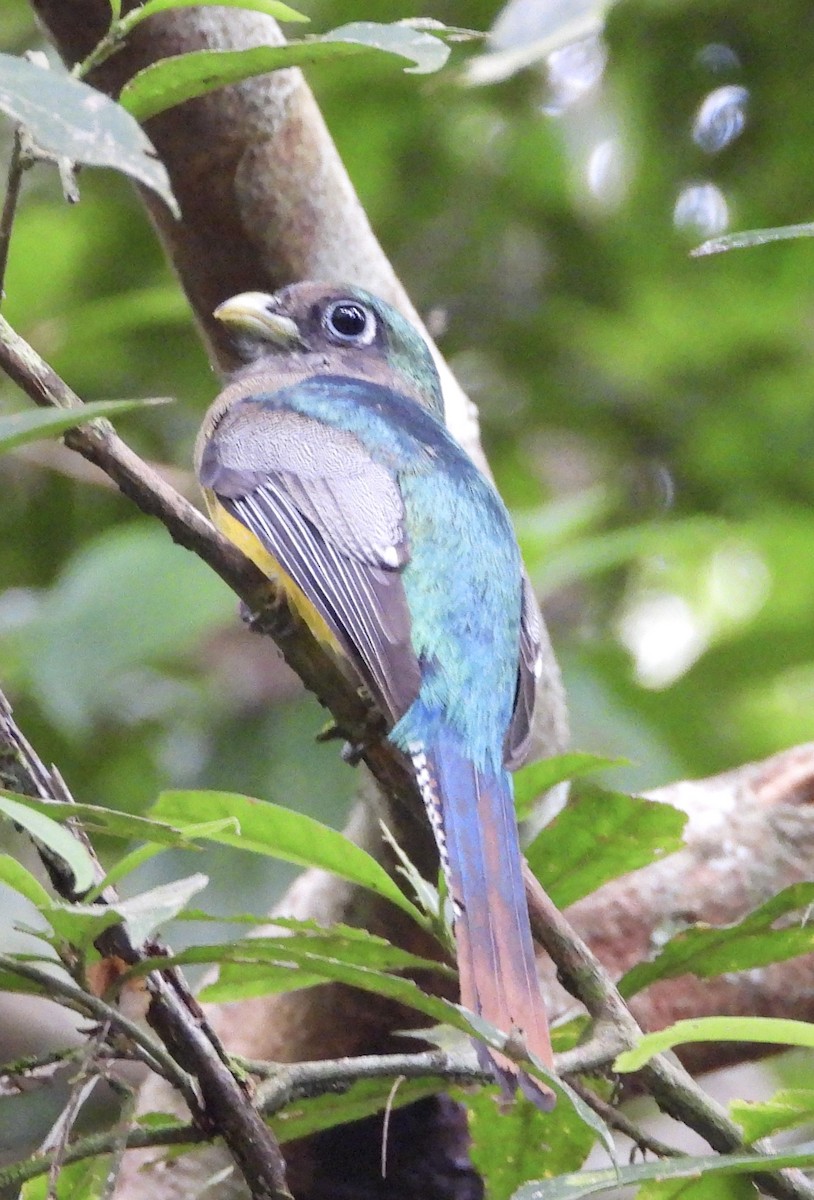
[
  {"left": 513, "top": 752, "right": 626, "bottom": 820},
  {"left": 86, "top": 820, "right": 235, "bottom": 897},
  {"left": 45, "top": 873, "right": 209, "bottom": 950},
  {"left": 0, "top": 793, "right": 216, "bottom": 846},
  {"left": 0, "top": 53, "right": 178, "bottom": 215},
  {"left": 151, "top": 790, "right": 425, "bottom": 925},
  {"left": 43, "top": 903, "right": 118, "bottom": 949},
  {"left": 271, "top": 1076, "right": 445, "bottom": 1144},
  {"left": 320, "top": 22, "right": 451, "bottom": 74},
  {"left": 619, "top": 883, "right": 814, "bottom": 999},
  {"left": 120, "top": 22, "right": 452, "bottom": 122},
  {"left": 380, "top": 821, "right": 440, "bottom": 920},
  {"left": 200, "top": 943, "right": 459, "bottom": 1023},
  {"left": 636, "top": 1176, "right": 757, "bottom": 1200},
  {"left": 615, "top": 1017, "right": 814, "bottom": 1074},
  {"left": 0, "top": 397, "right": 170, "bottom": 454},
  {"left": 0, "top": 853, "right": 52, "bottom": 908},
  {"left": 128, "top": 920, "right": 451, "bottom": 983},
  {"left": 0, "top": 794, "right": 96, "bottom": 894},
  {"left": 511, "top": 1142, "right": 814, "bottom": 1199},
  {"left": 125, "top": 0, "right": 308, "bottom": 31},
  {"left": 525, "top": 786, "right": 686, "bottom": 909},
  {"left": 21, "top": 1153, "right": 112, "bottom": 1200},
  {"left": 694, "top": 222, "right": 814, "bottom": 258},
  {"left": 462, "top": 1085, "right": 597, "bottom": 1200},
  {"left": 112, "top": 872, "right": 209, "bottom": 944},
  {"left": 730, "top": 1089, "right": 814, "bottom": 1143}
]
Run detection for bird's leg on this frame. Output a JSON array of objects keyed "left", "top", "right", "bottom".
[
  {"left": 316, "top": 690, "right": 387, "bottom": 765},
  {"left": 238, "top": 596, "right": 298, "bottom": 638}
]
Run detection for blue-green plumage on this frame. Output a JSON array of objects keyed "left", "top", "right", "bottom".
[
  {"left": 223, "top": 374, "right": 522, "bottom": 769},
  {"left": 199, "top": 283, "right": 554, "bottom": 1109}
]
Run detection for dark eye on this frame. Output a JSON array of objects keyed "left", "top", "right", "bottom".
[{"left": 323, "top": 300, "right": 376, "bottom": 345}]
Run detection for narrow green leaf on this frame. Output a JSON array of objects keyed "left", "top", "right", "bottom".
[
  {"left": 86, "top": 820, "right": 236, "bottom": 898},
  {"left": 0, "top": 854, "right": 52, "bottom": 908},
  {"left": 0, "top": 794, "right": 95, "bottom": 894},
  {"left": 513, "top": 752, "right": 626, "bottom": 819},
  {"left": 151, "top": 790, "right": 424, "bottom": 925},
  {"left": 730, "top": 1089, "right": 814, "bottom": 1143},
  {"left": 693, "top": 222, "right": 814, "bottom": 258},
  {"left": 620, "top": 882, "right": 814, "bottom": 999},
  {"left": 120, "top": 22, "right": 451, "bottom": 122},
  {"left": 380, "top": 822, "right": 440, "bottom": 919},
  {"left": 637, "top": 1175, "right": 757, "bottom": 1199},
  {"left": 615, "top": 1016, "right": 814, "bottom": 1073},
  {"left": 0, "top": 53, "right": 178, "bottom": 215},
  {"left": 181, "top": 962, "right": 326, "bottom": 1000},
  {"left": 127, "top": 921, "right": 451, "bottom": 982},
  {"left": 0, "top": 397, "right": 170, "bottom": 454},
  {"left": 200, "top": 947, "right": 460, "bottom": 1026},
  {"left": 127, "top": 0, "right": 308, "bottom": 27},
  {"left": 0, "top": 793, "right": 211, "bottom": 846},
  {"left": 526, "top": 786, "right": 686, "bottom": 909},
  {"left": 271, "top": 1076, "right": 445, "bottom": 1144},
  {"left": 512, "top": 1142, "right": 814, "bottom": 1199}
]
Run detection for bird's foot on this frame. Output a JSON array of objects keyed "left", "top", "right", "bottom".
[
  {"left": 316, "top": 700, "right": 387, "bottom": 766},
  {"left": 239, "top": 594, "right": 296, "bottom": 637}
]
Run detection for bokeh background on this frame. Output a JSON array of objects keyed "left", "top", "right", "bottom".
[{"left": 2, "top": 0, "right": 814, "bottom": 1161}]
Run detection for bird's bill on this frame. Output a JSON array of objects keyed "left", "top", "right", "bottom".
[{"left": 213, "top": 292, "right": 304, "bottom": 348}]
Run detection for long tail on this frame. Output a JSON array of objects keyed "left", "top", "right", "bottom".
[{"left": 410, "top": 724, "right": 555, "bottom": 1111}]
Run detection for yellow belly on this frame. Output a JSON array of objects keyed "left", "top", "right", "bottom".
[{"left": 204, "top": 489, "right": 341, "bottom": 653}]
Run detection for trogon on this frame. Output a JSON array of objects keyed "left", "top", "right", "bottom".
[{"left": 196, "top": 282, "right": 555, "bottom": 1108}]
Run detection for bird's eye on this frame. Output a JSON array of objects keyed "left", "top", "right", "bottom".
[{"left": 323, "top": 300, "right": 376, "bottom": 345}]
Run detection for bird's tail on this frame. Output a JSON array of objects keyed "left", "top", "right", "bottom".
[{"left": 409, "top": 723, "right": 555, "bottom": 1111}]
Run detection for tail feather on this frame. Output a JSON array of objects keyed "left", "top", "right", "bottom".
[{"left": 410, "top": 726, "right": 555, "bottom": 1111}]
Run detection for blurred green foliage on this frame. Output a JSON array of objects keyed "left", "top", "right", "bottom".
[{"left": 1, "top": 0, "right": 813, "bottom": 919}]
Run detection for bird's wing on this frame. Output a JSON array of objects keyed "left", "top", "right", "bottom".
[
  {"left": 199, "top": 397, "right": 421, "bottom": 722},
  {"left": 504, "top": 575, "right": 543, "bottom": 770}
]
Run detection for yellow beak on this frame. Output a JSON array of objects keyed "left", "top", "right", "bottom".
[{"left": 213, "top": 291, "right": 304, "bottom": 348}]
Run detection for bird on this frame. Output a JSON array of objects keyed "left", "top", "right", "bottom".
[{"left": 195, "top": 282, "right": 555, "bottom": 1109}]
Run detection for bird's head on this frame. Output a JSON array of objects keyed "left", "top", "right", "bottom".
[{"left": 213, "top": 282, "right": 444, "bottom": 417}]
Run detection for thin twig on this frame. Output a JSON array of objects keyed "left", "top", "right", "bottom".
[
  {"left": 0, "top": 127, "right": 30, "bottom": 301},
  {"left": 252, "top": 1047, "right": 486, "bottom": 1111},
  {"left": 567, "top": 1079, "right": 683, "bottom": 1161}
]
